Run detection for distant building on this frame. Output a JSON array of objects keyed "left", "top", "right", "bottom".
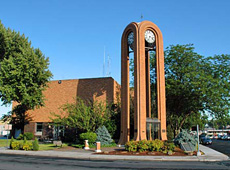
[
  {"left": 0, "top": 121, "right": 11, "bottom": 136},
  {"left": 12, "top": 77, "right": 120, "bottom": 139}
]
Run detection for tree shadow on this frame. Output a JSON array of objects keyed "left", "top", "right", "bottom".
[
  {"left": 76, "top": 78, "right": 114, "bottom": 104},
  {"left": 11, "top": 104, "right": 34, "bottom": 135}
]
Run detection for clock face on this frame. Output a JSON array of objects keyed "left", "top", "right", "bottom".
[
  {"left": 127, "top": 32, "right": 134, "bottom": 50},
  {"left": 145, "top": 30, "right": 155, "bottom": 44}
]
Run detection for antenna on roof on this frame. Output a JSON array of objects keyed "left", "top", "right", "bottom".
[
  {"left": 103, "top": 46, "right": 106, "bottom": 77},
  {"left": 106, "top": 54, "right": 111, "bottom": 77}
]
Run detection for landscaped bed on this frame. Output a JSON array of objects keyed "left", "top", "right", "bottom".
[{"left": 95, "top": 147, "right": 196, "bottom": 156}]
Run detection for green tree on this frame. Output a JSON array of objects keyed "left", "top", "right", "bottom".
[
  {"left": 0, "top": 21, "right": 52, "bottom": 132},
  {"left": 103, "top": 102, "right": 121, "bottom": 139},
  {"left": 95, "top": 125, "right": 113, "bottom": 145},
  {"left": 52, "top": 97, "right": 121, "bottom": 140},
  {"left": 208, "top": 116, "right": 230, "bottom": 129},
  {"left": 51, "top": 98, "right": 107, "bottom": 133},
  {"left": 164, "top": 44, "right": 230, "bottom": 137}
]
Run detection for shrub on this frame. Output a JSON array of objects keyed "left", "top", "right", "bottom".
[
  {"left": 23, "top": 136, "right": 27, "bottom": 144},
  {"left": 125, "top": 139, "right": 166, "bottom": 152},
  {"left": 79, "top": 132, "right": 97, "bottom": 144},
  {"left": 33, "top": 138, "right": 39, "bottom": 151},
  {"left": 17, "top": 134, "right": 24, "bottom": 140},
  {"left": 17, "top": 132, "right": 34, "bottom": 140},
  {"left": 125, "top": 140, "right": 138, "bottom": 152},
  {"left": 137, "top": 140, "right": 149, "bottom": 152},
  {"left": 11, "top": 141, "right": 21, "bottom": 150},
  {"left": 24, "top": 132, "right": 34, "bottom": 140},
  {"left": 174, "top": 129, "right": 197, "bottom": 151},
  {"left": 149, "top": 139, "right": 164, "bottom": 151},
  {"left": 95, "top": 126, "right": 113, "bottom": 145},
  {"left": 22, "top": 142, "right": 33, "bottom": 151},
  {"left": 10, "top": 137, "right": 15, "bottom": 149},
  {"left": 163, "top": 141, "right": 175, "bottom": 152}
]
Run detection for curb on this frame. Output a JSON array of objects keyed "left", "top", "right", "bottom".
[{"left": 0, "top": 149, "right": 228, "bottom": 162}]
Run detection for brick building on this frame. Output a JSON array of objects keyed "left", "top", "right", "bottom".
[{"left": 12, "top": 77, "right": 120, "bottom": 139}]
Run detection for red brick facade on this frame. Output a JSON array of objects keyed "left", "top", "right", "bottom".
[{"left": 12, "top": 77, "right": 120, "bottom": 138}]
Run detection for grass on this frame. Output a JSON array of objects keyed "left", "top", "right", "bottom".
[
  {"left": 0, "top": 139, "right": 68, "bottom": 150},
  {"left": 38, "top": 143, "right": 68, "bottom": 151},
  {"left": 101, "top": 143, "right": 117, "bottom": 147},
  {"left": 69, "top": 142, "right": 117, "bottom": 149},
  {"left": 0, "top": 139, "right": 9, "bottom": 147},
  {"left": 1, "top": 139, "right": 117, "bottom": 150}
]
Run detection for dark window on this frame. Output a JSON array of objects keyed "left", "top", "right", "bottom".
[{"left": 36, "top": 123, "right": 43, "bottom": 132}]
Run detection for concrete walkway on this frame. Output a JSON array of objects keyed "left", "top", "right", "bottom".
[{"left": 0, "top": 145, "right": 228, "bottom": 162}]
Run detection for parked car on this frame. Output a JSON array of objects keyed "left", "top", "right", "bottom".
[
  {"left": 218, "top": 134, "right": 223, "bottom": 139},
  {"left": 200, "top": 137, "right": 212, "bottom": 145},
  {"left": 221, "top": 135, "right": 227, "bottom": 140},
  {"left": 208, "top": 135, "right": 214, "bottom": 139},
  {"left": 221, "top": 135, "right": 230, "bottom": 140},
  {"left": 213, "top": 135, "right": 218, "bottom": 139}
]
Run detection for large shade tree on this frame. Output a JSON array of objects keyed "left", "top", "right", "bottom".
[
  {"left": 0, "top": 21, "right": 52, "bottom": 132},
  {"left": 165, "top": 44, "right": 230, "bottom": 137}
]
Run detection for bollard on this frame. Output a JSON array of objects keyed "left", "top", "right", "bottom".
[
  {"left": 95, "top": 142, "right": 102, "bottom": 153},
  {"left": 84, "top": 140, "right": 90, "bottom": 150}
]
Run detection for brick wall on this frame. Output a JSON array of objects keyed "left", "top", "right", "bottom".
[{"left": 12, "top": 77, "right": 121, "bottom": 138}]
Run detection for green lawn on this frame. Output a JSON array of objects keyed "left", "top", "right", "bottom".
[
  {"left": 39, "top": 143, "right": 68, "bottom": 151},
  {"left": 0, "top": 139, "right": 9, "bottom": 147},
  {"left": 1, "top": 139, "right": 117, "bottom": 150},
  {"left": 0, "top": 139, "right": 68, "bottom": 150}
]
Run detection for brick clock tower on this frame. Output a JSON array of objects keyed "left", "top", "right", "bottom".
[{"left": 119, "top": 21, "right": 167, "bottom": 145}]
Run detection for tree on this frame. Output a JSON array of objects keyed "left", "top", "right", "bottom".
[
  {"left": 95, "top": 125, "right": 113, "bottom": 145},
  {"left": 52, "top": 98, "right": 108, "bottom": 133},
  {"left": 208, "top": 116, "right": 230, "bottom": 129},
  {"left": 164, "top": 44, "right": 230, "bottom": 137},
  {"left": 0, "top": 21, "right": 52, "bottom": 132},
  {"left": 51, "top": 97, "right": 121, "bottom": 140}
]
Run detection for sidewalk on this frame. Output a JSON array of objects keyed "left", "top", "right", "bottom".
[{"left": 0, "top": 145, "right": 228, "bottom": 162}]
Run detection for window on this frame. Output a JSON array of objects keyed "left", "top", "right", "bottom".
[{"left": 36, "top": 123, "right": 43, "bottom": 132}]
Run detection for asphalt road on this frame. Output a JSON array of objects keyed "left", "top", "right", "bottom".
[
  {"left": 0, "top": 154, "right": 230, "bottom": 170},
  {"left": 206, "top": 139, "right": 230, "bottom": 157}
]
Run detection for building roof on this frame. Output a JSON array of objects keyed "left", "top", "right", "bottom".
[{"left": 12, "top": 77, "right": 120, "bottom": 123}]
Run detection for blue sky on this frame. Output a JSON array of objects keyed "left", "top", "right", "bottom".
[{"left": 0, "top": 0, "right": 230, "bottom": 117}]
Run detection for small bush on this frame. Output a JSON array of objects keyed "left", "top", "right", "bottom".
[
  {"left": 79, "top": 132, "right": 97, "bottom": 144},
  {"left": 17, "top": 132, "right": 34, "bottom": 140},
  {"left": 95, "top": 126, "right": 113, "bottom": 145},
  {"left": 137, "top": 140, "right": 149, "bottom": 152},
  {"left": 11, "top": 141, "right": 21, "bottom": 150},
  {"left": 19, "top": 141, "right": 24, "bottom": 150},
  {"left": 149, "top": 139, "right": 164, "bottom": 151},
  {"left": 23, "top": 142, "right": 33, "bottom": 151},
  {"left": 23, "top": 136, "right": 27, "bottom": 144},
  {"left": 24, "top": 132, "right": 34, "bottom": 140},
  {"left": 17, "top": 134, "right": 24, "bottom": 140},
  {"left": 125, "top": 141, "right": 138, "bottom": 152},
  {"left": 10, "top": 137, "right": 15, "bottom": 149},
  {"left": 33, "top": 138, "right": 39, "bottom": 151},
  {"left": 163, "top": 141, "right": 175, "bottom": 152},
  {"left": 174, "top": 129, "right": 197, "bottom": 151}
]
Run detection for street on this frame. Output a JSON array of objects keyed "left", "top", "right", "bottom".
[
  {"left": 206, "top": 139, "right": 230, "bottom": 157},
  {"left": 0, "top": 154, "right": 229, "bottom": 170}
]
